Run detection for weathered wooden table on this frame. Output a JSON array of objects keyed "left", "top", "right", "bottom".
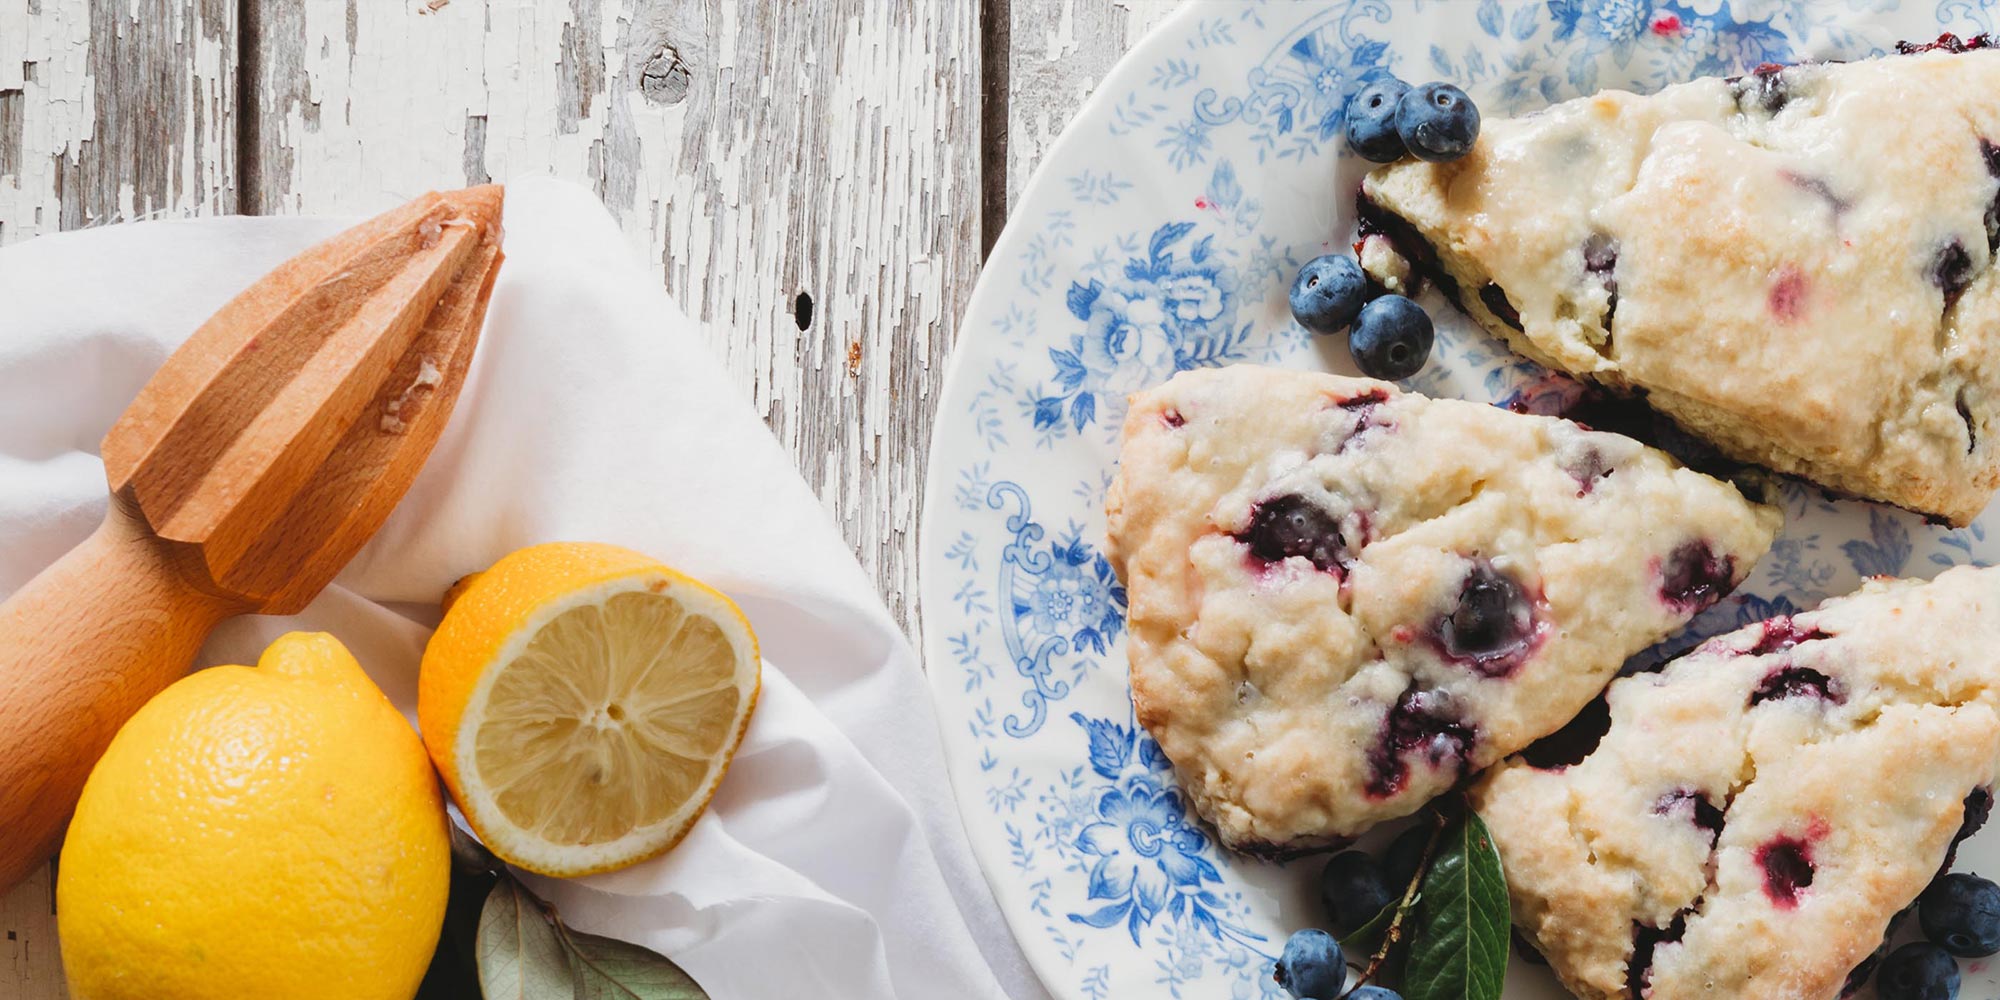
[{"left": 0, "top": 0, "right": 1191, "bottom": 993}]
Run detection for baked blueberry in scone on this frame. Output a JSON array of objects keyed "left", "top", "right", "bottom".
[
  {"left": 1103, "top": 365, "right": 1781, "bottom": 851},
  {"left": 1474, "top": 565, "right": 2000, "bottom": 1000},
  {"left": 1357, "top": 37, "right": 2000, "bottom": 525}
]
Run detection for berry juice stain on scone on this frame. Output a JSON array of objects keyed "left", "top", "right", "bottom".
[
  {"left": 1756, "top": 832, "right": 1819, "bottom": 909},
  {"left": 1104, "top": 365, "right": 1780, "bottom": 849},
  {"left": 1657, "top": 540, "right": 1737, "bottom": 613},
  {"left": 1359, "top": 39, "right": 2000, "bottom": 524},
  {"left": 1474, "top": 566, "right": 2000, "bottom": 1000}
]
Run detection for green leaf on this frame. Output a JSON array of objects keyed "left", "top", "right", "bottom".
[
  {"left": 1347, "top": 891, "right": 1407, "bottom": 954},
  {"left": 476, "top": 878, "right": 573, "bottom": 1000},
  {"left": 1403, "top": 810, "right": 1509, "bottom": 1000},
  {"left": 558, "top": 924, "right": 710, "bottom": 999}
]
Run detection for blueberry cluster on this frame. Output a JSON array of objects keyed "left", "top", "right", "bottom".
[
  {"left": 1289, "top": 256, "right": 1435, "bottom": 381},
  {"left": 1344, "top": 78, "right": 1481, "bottom": 165},
  {"left": 1270, "top": 828, "right": 1431, "bottom": 1000},
  {"left": 1845, "top": 871, "right": 2000, "bottom": 1000},
  {"left": 1281, "top": 77, "right": 1484, "bottom": 381}
]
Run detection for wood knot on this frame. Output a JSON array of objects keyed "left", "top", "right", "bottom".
[{"left": 639, "top": 45, "right": 691, "bottom": 105}]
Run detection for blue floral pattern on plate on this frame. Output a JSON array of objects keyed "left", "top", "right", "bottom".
[{"left": 919, "top": 3, "right": 2000, "bottom": 998}]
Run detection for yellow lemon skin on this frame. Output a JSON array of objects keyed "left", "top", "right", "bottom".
[
  {"left": 57, "top": 632, "right": 449, "bottom": 1000},
  {"left": 418, "top": 542, "right": 759, "bottom": 877}
]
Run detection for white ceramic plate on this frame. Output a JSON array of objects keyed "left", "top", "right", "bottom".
[{"left": 920, "top": 2, "right": 2000, "bottom": 997}]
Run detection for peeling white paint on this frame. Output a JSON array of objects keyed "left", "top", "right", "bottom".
[
  {"left": 0, "top": 0, "right": 233, "bottom": 244},
  {"left": 1007, "top": 0, "right": 1186, "bottom": 213},
  {"left": 252, "top": 0, "right": 980, "bottom": 635}
]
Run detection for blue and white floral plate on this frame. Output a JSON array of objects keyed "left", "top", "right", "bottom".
[{"left": 919, "top": 3, "right": 2000, "bottom": 998}]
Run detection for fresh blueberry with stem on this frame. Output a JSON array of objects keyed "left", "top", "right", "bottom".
[
  {"left": 1397, "top": 82, "right": 1481, "bottom": 163},
  {"left": 1290, "top": 255, "right": 1369, "bottom": 335},
  {"left": 1275, "top": 929, "right": 1346, "bottom": 1000},
  {"left": 1349, "top": 295, "right": 1434, "bottom": 380},
  {"left": 1346, "top": 78, "right": 1411, "bottom": 162},
  {"left": 1877, "top": 942, "right": 1960, "bottom": 1000},
  {"left": 1921, "top": 873, "right": 2000, "bottom": 957},
  {"left": 1320, "top": 851, "right": 1395, "bottom": 932}
]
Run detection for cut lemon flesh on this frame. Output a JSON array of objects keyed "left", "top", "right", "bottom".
[{"left": 419, "top": 544, "right": 759, "bottom": 876}]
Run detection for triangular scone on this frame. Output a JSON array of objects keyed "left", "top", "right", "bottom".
[
  {"left": 1474, "top": 566, "right": 2000, "bottom": 1000},
  {"left": 1359, "top": 37, "right": 2000, "bottom": 524},
  {"left": 1105, "top": 365, "right": 1780, "bottom": 851}
]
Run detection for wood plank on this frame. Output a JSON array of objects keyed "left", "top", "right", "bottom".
[
  {"left": 0, "top": 0, "right": 236, "bottom": 244},
  {"left": 244, "top": 0, "right": 983, "bottom": 637},
  {"left": 999, "top": 0, "right": 1187, "bottom": 215},
  {"left": 1, "top": 864, "right": 61, "bottom": 1000},
  {"left": 0, "top": 1, "right": 235, "bottom": 991}
]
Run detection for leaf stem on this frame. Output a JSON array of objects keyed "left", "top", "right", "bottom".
[{"left": 1346, "top": 810, "right": 1447, "bottom": 994}]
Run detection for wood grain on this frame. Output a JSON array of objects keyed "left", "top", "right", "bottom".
[
  {"left": 999, "top": 0, "right": 1186, "bottom": 215},
  {"left": 0, "top": 0, "right": 236, "bottom": 245},
  {"left": 241, "top": 0, "right": 983, "bottom": 636}
]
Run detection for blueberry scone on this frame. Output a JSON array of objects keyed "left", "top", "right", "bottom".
[
  {"left": 1358, "top": 36, "right": 2000, "bottom": 524},
  {"left": 1104, "top": 365, "right": 1781, "bottom": 850},
  {"left": 1475, "top": 566, "right": 2000, "bottom": 1000}
]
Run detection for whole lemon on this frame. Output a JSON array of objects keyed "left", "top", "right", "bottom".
[{"left": 57, "top": 632, "right": 449, "bottom": 1000}]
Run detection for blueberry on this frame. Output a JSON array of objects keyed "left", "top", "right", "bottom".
[
  {"left": 1921, "top": 874, "right": 2000, "bottom": 957},
  {"left": 1382, "top": 824, "right": 1430, "bottom": 890},
  {"left": 1238, "top": 494, "right": 1346, "bottom": 574},
  {"left": 1320, "top": 851, "right": 1395, "bottom": 932},
  {"left": 1349, "top": 295, "right": 1434, "bottom": 380},
  {"left": 1348, "top": 988, "right": 1403, "bottom": 1000},
  {"left": 1877, "top": 942, "right": 1960, "bottom": 1000},
  {"left": 1275, "top": 929, "right": 1346, "bottom": 1000},
  {"left": 1396, "top": 82, "right": 1481, "bottom": 163},
  {"left": 1290, "top": 255, "right": 1369, "bottom": 335},
  {"left": 1346, "top": 78, "right": 1411, "bottom": 162}
]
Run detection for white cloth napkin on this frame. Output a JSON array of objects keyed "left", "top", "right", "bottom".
[{"left": 0, "top": 177, "right": 1049, "bottom": 1000}]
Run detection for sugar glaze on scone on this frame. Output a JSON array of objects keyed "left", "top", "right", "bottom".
[
  {"left": 1475, "top": 566, "right": 2000, "bottom": 1000},
  {"left": 1104, "top": 365, "right": 1780, "bottom": 850},
  {"left": 1359, "top": 39, "right": 2000, "bottom": 524}
]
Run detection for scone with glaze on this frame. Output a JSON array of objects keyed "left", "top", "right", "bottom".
[
  {"left": 1358, "top": 36, "right": 2000, "bottom": 524},
  {"left": 1105, "top": 365, "right": 1781, "bottom": 851},
  {"left": 1474, "top": 565, "right": 2000, "bottom": 1000}
]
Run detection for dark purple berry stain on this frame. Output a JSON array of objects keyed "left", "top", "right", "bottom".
[
  {"left": 1428, "top": 562, "right": 1544, "bottom": 678},
  {"left": 1359, "top": 194, "right": 1463, "bottom": 310},
  {"left": 1896, "top": 32, "right": 1996, "bottom": 55},
  {"left": 1365, "top": 687, "right": 1476, "bottom": 799},
  {"left": 1730, "top": 63, "right": 1791, "bottom": 114},
  {"left": 1652, "top": 789, "right": 1726, "bottom": 846},
  {"left": 1748, "top": 666, "right": 1843, "bottom": 707},
  {"left": 1982, "top": 139, "right": 2000, "bottom": 255},
  {"left": 1161, "top": 408, "right": 1186, "bottom": 429},
  {"left": 1237, "top": 495, "right": 1348, "bottom": 575},
  {"left": 1584, "top": 233, "right": 1620, "bottom": 322},
  {"left": 1480, "top": 282, "right": 1525, "bottom": 331},
  {"left": 1781, "top": 171, "right": 1849, "bottom": 217},
  {"left": 1626, "top": 911, "right": 1690, "bottom": 1000},
  {"left": 1566, "top": 446, "right": 1612, "bottom": 496},
  {"left": 1657, "top": 540, "right": 1736, "bottom": 613},
  {"left": 1959, "top": 387, "right": 1979, "bottom": 453},
  {"left": 1756, "top": 836, "right": 1817, "bottom": 909},
  {"left": 1928, "top": 239, "right": 1975, "bottom": 308},
  {"left": 1518, "top": 695, "right": 1611, "bottom": 770},
  {"left": 1745, "top": 615, "right": 1831, "bottom": 656},
  {"left": 1336, "top": 389, "right": 1392, "bottom": 452},
  {"left": 1943, "top": 785, "right": 1994, "bottom": 873}
]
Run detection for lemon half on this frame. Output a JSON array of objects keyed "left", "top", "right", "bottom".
[{"left": 419, "top": 543, "right": 760, "bottom": 876}]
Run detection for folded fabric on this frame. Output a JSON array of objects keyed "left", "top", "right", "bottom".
[{"left": 0, "top": 177, "right": 1047, "bottom": 1000}]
